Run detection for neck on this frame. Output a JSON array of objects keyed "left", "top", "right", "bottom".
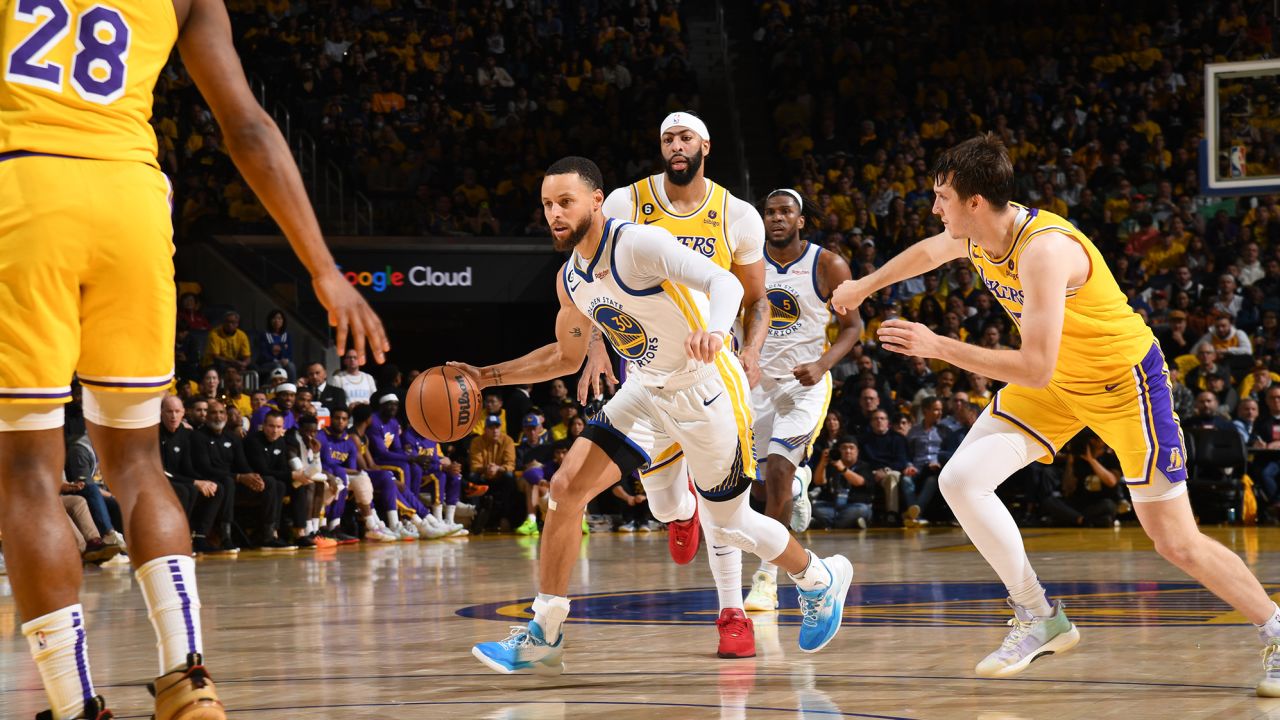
[
  {"left": 663, "top": 173, "right": 707, "bottom": 209},
  {"left": 767, "top": 235, "right": 807, "bottom": 263},
  {"left": 972, "top": 204, "right": 1021, "bottom": 257},
  {"left": 573, "top": 213, "right": 608, "bottom": 262}
]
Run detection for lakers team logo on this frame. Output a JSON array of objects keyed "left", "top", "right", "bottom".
[
  {"left": 767, "top": 288, "right": 801, "bottom": 332},
  {"left": 1167, "top": 447, "right": 1184, "bottom": 474},
  {"left": 592, "top": 303, "right": 658, "bottom": 365}
]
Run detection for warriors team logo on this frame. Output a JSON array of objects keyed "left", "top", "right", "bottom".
[
  {"left": 592, "top": 303, "right": 658, "bottom": 364},
  {"left": 767, "top": 288, "right": 801, "bottom": 332}
]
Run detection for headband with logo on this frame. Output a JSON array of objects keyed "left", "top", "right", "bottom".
[{"left": 659, "top": 112, "right": 710, "bottom": 141}]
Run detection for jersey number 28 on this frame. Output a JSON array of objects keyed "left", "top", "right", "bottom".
[{"left": 6, "top": 0, "right": 130, "bottom": 104}]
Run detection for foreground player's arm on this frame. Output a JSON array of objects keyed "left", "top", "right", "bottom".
[
  {"left": 621, "top": 227, "right": 744, "bottom": 361},
  {"left": 878, "top": 233, "right": 1077, "bottom": 389},
  {"left": 794, "top": 250, "right": 862, "bottom": 386},
  {"left": 831, "top": 230, "right": 968, "bottom": 315},
  {"left": 450, "top": 267, "right": 592, "bottom": 388},
  {"left": 176, "top": 0, "right": 388, "bottom": 363}
]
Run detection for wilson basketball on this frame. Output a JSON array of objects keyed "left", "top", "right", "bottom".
[{"left": 406, "top": 366, "right": 481, "bottom": 442}]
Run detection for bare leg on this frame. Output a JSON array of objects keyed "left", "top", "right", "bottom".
[
  {"left": 1135, "top": 490, "right": 1275, "bottom": 624},
  {"left": 540, "top": 438, "right": 621, "bottom": 596},
  {"left": 0, "top": 430, "right": 80, "bottom": 619},
  {"left": 763, "top": 454, "right": 796, "bottom": 526},
  {"left": 86, "top": 423, "right": 192, "bottom": 564}
]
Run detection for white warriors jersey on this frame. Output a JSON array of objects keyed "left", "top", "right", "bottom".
[
  {"left": 760, "top": 242, "right": 831, "bottom": 378},
  {"left": 562, "top": 218, "right": 740, "bottom": 385}
]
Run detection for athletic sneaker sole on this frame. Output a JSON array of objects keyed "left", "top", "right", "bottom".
[
  {"left": 975, "top": 624, "right": 1081, "bottom": 678},
  {"left": 799, "top": 555, "right": 854, "bottom": 654},
  {"left": 471, "top": 646, "right": 565, "bottom": 676}
]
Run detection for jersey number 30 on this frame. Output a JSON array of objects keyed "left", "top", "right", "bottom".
[{"left": 6, "top": 0, "right": 130, "bottom": 104}]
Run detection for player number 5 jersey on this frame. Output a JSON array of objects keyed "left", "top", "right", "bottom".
[{"left": 760, "top": 242, "right": 830, "bottom": 378}]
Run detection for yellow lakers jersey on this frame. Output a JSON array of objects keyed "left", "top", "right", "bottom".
[
  {"left": 1, "top": 0, "right": 176, "bottom": 166},
  {"left": 968, "top": 203, "right": 1153, "bottom": 385},
  {"left": 629, "top": 174, "right": 733, "bottom": 270}
]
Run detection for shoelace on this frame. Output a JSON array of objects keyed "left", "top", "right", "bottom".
[
  {"left": 1263, "top": 642, "right": 1280, "bottom": 675},
  {"left": 499, "top": 626, "right": 535, "bottom": 650},
  {"left": 798, "top": 591, "right": 823, "bottom": 628},
  {"left": 718, "top": 614, "right": 750, "bottom": 637},
  {"left": 998, "top": 616, "right": 1034, "bottom": 654}
]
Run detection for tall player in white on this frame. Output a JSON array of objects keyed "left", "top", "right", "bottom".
[
  {"left": 743, "top": 189, "right": 862, "bottom": 612},
  {"left": 455, "top": 157, "right": 852, "bottom": 675}
]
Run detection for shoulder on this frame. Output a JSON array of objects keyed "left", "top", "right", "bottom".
[
  {"left": 725, "top": 193, "right": 764, "bottom": 230},
  {"left": 602, "top": 187, "right": 635, "bottom": 219}
]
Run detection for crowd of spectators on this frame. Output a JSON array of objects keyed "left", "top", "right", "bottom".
[{"left": 163, "top": 0, "right": 697, "bottom": 237}]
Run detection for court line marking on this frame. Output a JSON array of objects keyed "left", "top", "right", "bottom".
[{"left": 12, "top": 670, "right": 1253, "bottom": 694}]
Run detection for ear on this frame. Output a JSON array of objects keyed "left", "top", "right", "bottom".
[
  {"left": 703, "top": 139, "right": 711, "bottom": 157},
  {"left": 797, "top": 214, "right": 806, "bottom": 231},
  {"left": 593, "top": 187, "right": 604, "bottom": 210}
]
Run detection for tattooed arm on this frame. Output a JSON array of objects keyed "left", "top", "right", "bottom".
[{"left": 449, "top": 264, "right": 592, "bottom": 388}]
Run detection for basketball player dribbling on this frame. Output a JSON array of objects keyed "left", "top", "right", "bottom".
[
  {"left": 0, "top": 1, "right": 388, "bottom": 717},
  {"left": 454, "top": 157, "right": 852, "bottom": 675},
  {"left": 832, "top": 134, "right": 1280, "bottom": 694},
  {"left": 742, "top": 189, "right": 861, "bottom": 615},
  {"left": 583, "top": 112, "right": 777, "bottom": 658}
]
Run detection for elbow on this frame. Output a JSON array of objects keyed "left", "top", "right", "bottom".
[
  {"left": 1024, "top": 368, "right": 1055, "bottom": 389},
  {"left": 222, "top": 111, "right": 276, "bottom": 157}
]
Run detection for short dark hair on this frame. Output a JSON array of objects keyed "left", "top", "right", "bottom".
[
  {"left": 351, "top": 404, "right": 374, "bottom": 425},
  {"left": 545, "top": 156, "right": 604, "bottom": 191},
  {"left": 931, "top": 133, "right": 1014, "bottom": 208},
  {"left": 264, "top": 410, "right": 285, "bottom": 423},
  {"left": 837, "top": 435, "right": 860, "bottom": 447}
]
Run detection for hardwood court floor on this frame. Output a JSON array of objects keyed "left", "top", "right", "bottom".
[{"left": 4, "top": 526, "right": 1280, "bottom": 719}]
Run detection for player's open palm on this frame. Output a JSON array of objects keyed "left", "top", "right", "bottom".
[
  {"left": 877, "top": 319, "right": 939, "bottom": 358},
  {"left": 313, "top": 271, "right": 390, "bottom": 365},
  {"left": 831, "top": 278, "right": 870, "bottom": 316},
  {"left": 685, "top": 330, "right": 724, "bottom": 364}
]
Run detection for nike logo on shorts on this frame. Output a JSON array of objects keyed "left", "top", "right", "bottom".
[
  {"left": 644, "top": 218, "right": 661, "bottom": 224},
  {"left": 703, "top": 393, "right": 722, "bottom": 406},
  {"left": 1104, "top": 383, "right": 1120, "bottom": 392}
]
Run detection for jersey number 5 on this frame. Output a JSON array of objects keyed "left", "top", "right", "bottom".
[{"left": 6, "top": 0, "right": 130, "bottom": 104}]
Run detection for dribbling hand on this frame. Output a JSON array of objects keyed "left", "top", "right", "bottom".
[{"left": 685, "top": 330, "right": 724, "bottom": 364}]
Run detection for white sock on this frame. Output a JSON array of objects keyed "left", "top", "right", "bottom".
[
  {"left": 385, "top": 512, "right": 399, "bottom": 530},
  {"left": 365, "top": 514, "right": 381, "bottom": 530},
  {"left": 433, "top": 504, "right": 444, "bottom": 521},
  {"left": 788, "top": 550, "right": 832, "bottom": 591},
  {"left": 525, "top": 513, "right": 536, "bottom": 522},
  {"left": 532, "top": 593, "right": 571, "bottom": 642},
  {"left": 136, "top": 555, "right": 203, "bottom": 674},
  {"left": 758, "top": 560, "right": 779, "bottom": 582},
  {"left": 1008, "top": 573, "right": 1053, "bottom": 618},
  {"left": 791, "top": 477, "right": 802, "bottom": 496},
  {"left": 1257, "top": 603, "right": 1280, "bottom": 639},
  {"left": 445, "top": 505, "right": 456, "bottom": 524},
  {"left": 708, "top": 542, "right": 744, "bottom": 611},
  {"left": 23, "top": 605, "right": 96, "bottom": 720},
  {"left": 327, "top": 518, "right": 340, "bottom": 531}
]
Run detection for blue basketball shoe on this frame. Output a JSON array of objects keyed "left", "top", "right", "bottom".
[
  {"left": 796, "top": 554, "right": 853, "bottom": 653},
  {"left": 472, "top": 621, "right": 565, "bottom": 675}
]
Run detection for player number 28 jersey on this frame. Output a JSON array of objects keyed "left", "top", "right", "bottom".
[{"left": 1, "top": 0, "right": 175, "bottom": 165}]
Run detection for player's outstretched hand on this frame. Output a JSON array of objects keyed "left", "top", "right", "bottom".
[
  {"left": 444, "top": 361, "right": 490, "bottom": 388},
  {"left": 830, "top": 278, "right": 870, "bottom": 316},
  {"left": 313, "top": 271, "right": 390, "bottom": 365},
  {"left": 877, "top": 319, "right": 939, "bottom": 358},
  {"left": 577, "top": 338, "right": 619, "bottom": 404},
  {"left": 685, "top": 330, "right": 724, "bottom": 364}
]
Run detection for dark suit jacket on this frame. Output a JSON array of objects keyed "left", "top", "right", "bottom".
[{"left": 313, "top": 382, "right": 348, "bottom": 411}]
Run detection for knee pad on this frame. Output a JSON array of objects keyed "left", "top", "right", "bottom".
[
  {"left": 0, "top": 402, "right": 64, "bottom": 432},
  {"left": 83, "top": 388, "right": 166, "bottom": 430}
]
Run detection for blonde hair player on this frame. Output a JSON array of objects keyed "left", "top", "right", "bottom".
[
  {"left": 454, "top": 156, "right": 852, "bottom": 675},
  {"left": 585, "top": 112, "right": 770, "bottom": 658},
  {"left": 832, "top": 134, "right": 1280, "bottom": 694},
  {"left": 0, "top": 1, "right": 388, "bottom": 717}
]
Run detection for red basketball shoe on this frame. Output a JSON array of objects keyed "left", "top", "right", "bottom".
[
  {"left": 716, "top": 608, "right": 756, "bottom": 659},
  {"left": 667, "top": 484, "right": 701, "bottom": 565}
]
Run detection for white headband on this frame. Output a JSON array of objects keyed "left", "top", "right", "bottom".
[
  {"left": 771, "top": 188, "right": 803, "bottom": 211},
  {"left": 275, "top": 383, "right": 297, "bottom": 394},
  {"left": 378, "top": 393, "right": 399, "bottom": 405},
  {"left": 659, "top": 111, "right": 710, "bottom": 141}
]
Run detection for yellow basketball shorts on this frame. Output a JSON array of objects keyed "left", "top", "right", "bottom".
[
  {"left": 989, "top": 342, "right": 1188, "bottom": 486},
  {"left": 0, "top": 153, "right": 175, "bottom": 403}
]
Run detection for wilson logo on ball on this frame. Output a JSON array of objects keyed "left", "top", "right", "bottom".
[{"left": 454, "top": 374, "right": 473, "bottom": 426}]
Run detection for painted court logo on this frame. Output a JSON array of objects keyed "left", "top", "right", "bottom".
[{"left": 457, "top": 581, "right": 1277, "bottom": 627}]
